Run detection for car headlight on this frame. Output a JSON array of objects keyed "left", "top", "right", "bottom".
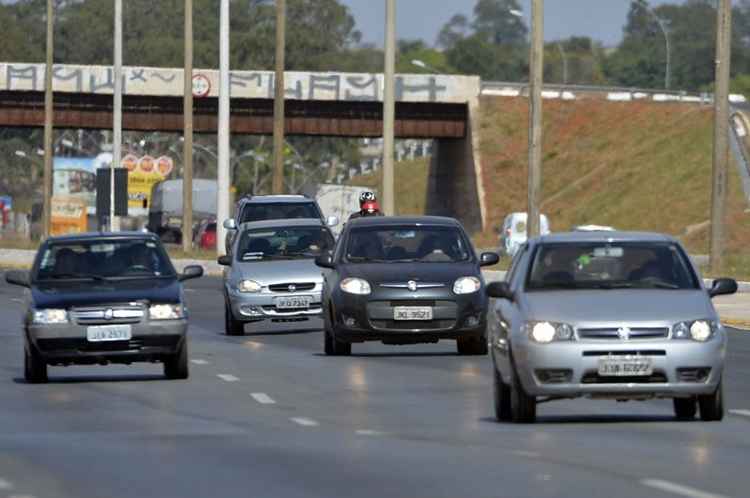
[
  {"left": 672, "top": 320, "right": 720, "bottom": 342},
  {"left": 239, "top": 280, "right": 262, "bottom": 293},
  {"left": 340, "top": 278, "right": 371, "bottom": 295},
  {"left": 32, "top": 309, "right": 68, "bottom": 324},
  {"left": 524, "top": 321, "right": 575, "bottom": 344},
  {"left": 149, "top": 304, "right": 185, "bottom": 320},
  {"left": 453, "top": 276, "right": 481, "bottom": 295}
]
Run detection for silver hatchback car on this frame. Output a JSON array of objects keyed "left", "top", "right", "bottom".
[
  {"left": 487, "top": 231, "right": 738, "bottom": 423},
  {"left": 219, "top": 219, "right": 336, "bottom": 335}
]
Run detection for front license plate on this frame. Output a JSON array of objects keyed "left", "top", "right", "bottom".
[
  {"left": 393, "top": 307, "right": 433, "bottom": 321},
  {"left": 275, "top": 296, "right": 312, "bottom": 309},
  {"left": 598, "top": 357, "right": 653, "bottom": 377},
  {"left": 86, "top": 325, "right": 132, "bottom": 342}
]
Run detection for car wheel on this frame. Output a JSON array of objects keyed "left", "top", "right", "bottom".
[
  {"left": 457, "top": 336, "right": 488, "bottom": 356},
  {"left": 24, "top": 342, "right": 48, "bottom": 384},
  {"left": 164, "top": 340, "right": 189, "bottom": 380},
  {"left": 493, "top": 365, "right": 512, "bottom": 421},
  {"left": 225, "top": 300, "right": 244, "bottom": 336},
  {"left": 698, "top": 379, "right": 724, "bottom": 422},
  {"left": 510, "top": 360, "right": 536, "bottom": 423},
  {"left": 673, "top": 397, "right": 697, "bottom": 420}
]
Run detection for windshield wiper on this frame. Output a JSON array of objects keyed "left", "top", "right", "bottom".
[
  {"left": 48, "top": 272, "right": 109, "bottom": 282},
  {"left": 592, "top": 282, "right": 634, "bottom": 290}
]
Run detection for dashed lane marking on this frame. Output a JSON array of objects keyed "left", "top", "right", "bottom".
[
  {"left": 512, "top": 450, "right": 540, "bottom": 458},
  {"left": 217, "top": 374, "right": 240, "bottom": 382},
  {"left": 9, "top": 495, "right": 36, "bottom": 498},
  {"left": 10, "top": 298, "right": 22, "bottom": 303},
  {"left": 729, "top": 409, "right": 750, "bottom": 418},
  {"left": 641, "top": 479, "right": 727, "bottom": 498},
  {"left": 290, "top": 417, "right": 319, "bottom": 427},
  {"left": 355, "top": 429, "right": 385, "bottom": 436},
  {"left": 250, "top": 393, "right": 276, "bottom": 405},
  {"left": 190, "top": 359, "right": 209, "bottom": 365},
  {"left": 0, "top": 478, "right": 13, "bottom": 490}
]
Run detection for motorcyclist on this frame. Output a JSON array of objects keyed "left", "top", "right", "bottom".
[{"left": 349, "top": 191, "right": 384, "bottom": 221}]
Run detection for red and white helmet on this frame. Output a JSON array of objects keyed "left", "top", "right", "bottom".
[{"left": 359, "top": 191, "right": 376, "bottom": 205}]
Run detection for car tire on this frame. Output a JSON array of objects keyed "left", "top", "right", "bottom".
[
  {"left": 24, "top": 342, "right": 48, "bottom": 384},
  {"left": 698, "top": 380, "right": 724, "bottom": 422},
  {"left": 493, "top": 365, "right": 512, "bottom": 421},
  {"left": 164, "top": 340, "right": 189, "bottom": 380},
  {"left": 325, "top": 329, "right": 351, "bottom": 356},
  {"left": 457, "top": 336, "right": 488, "bottom": 356},
  {"left": 225, "top": 300, "right": 244, "bottom": 336},
  {"left": 673, "top": 397, "right": 697, "bottom": 420},
  {"left": 510, "top": 360, "right": 536, "bottom": 423}
]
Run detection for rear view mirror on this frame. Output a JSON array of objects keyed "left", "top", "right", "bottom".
[
  {"left": 5, "top": 270, "right": 30, "bottom": 288},
  {"left": 315, "top": 252, "right": 335, "bottom": 269},
  {"left": 179, "top": 265, "right": 204, "bottom": 282},
  {"left": 217, "top": 255, "right": 232, "bottom": 266},
  {"left": 708, "top": 278, "right": 738, "bottom": 298},
  {"left": 480, "top": 252, "right": 500, "bottom": 267},
  {"left": 486, "top": 281, "right": 514, "bottom": 301},
  {"left": 326, "top": 216, "right": 340, "bottom": 227},
  {"left": 223, "top": 218, "right": 237, "bottom": 230}
]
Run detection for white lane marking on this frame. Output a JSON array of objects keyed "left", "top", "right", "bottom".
[
  {"left": 290, "top": 417, "right": 319, "bottom": 427},
  {"left": 0, "top": 478, "right": 13, "bottom": 490},
  {"left": 729, "top": 409, "right": 750, "bottom": 418},
  {"left": 641, "top": 479, "right": 727, "bottom": 498},
  {"left": 355, "top": 429, "right": 385, "bottom": 436},
  {"left": 512, "top": 450, "right": 540, "bottom": 458},
  {"left": 190, "top": 359, "right": 209, "bottom": 365},
  {"left": 10, "top": 298, "right": 22, "bottom": 303},
  {"left": 217, "top": 374, "right": 239, "bottom": 382},
  {"left": 250, "top": 393, "right": 276, "bottom": 405},
  {"left": 9, "top": 495, "right": 35, "bottom": 498}
]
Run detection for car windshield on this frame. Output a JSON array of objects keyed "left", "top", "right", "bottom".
[
  {"left": 346, "top": 225, "right": 472, "bottom": 263},
  {"left": 35, "top": 239, "right": 176, "bottom": 281},
  {"left": 526, "top": 242, "right": 699, "bottom": 291},
  {"left": 239, "top": 202, "right": 320, "bottom": 223},
  {"left": 237, "top": 226, "right": 335, "bottom": 261}
]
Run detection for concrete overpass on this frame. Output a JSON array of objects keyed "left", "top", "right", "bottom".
[{"left": 0, "top": 63, "right": 486, "bottom": 231}]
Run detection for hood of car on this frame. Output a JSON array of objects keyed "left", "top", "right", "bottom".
[
  {"left": 343, "top": 262, "right": 479, "bottom": 285},
  {"left": 522, "top": 289, "right": 716, "bottom": 324},
  {"left": 31, "top": 278, "right": 182, "bottom": 309},
  {"left": 233, "top": 258, "right": 323, "bottom": 285}
]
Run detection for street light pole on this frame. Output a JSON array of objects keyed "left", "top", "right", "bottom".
[
  {"left": 111, "top": 0, "right": 123, "bottom": 232},
  {"left": 710, "top": 0, "right": 732, "bottom": 273},
  {"left": 183, "top": 0, "right": 194, "bottom": 252},
  {"left": 217, "top": 0, "right": 231, "bottom": 256},
  {"left": 42, "top": 0, "right": 54, "bottom": 239},
  {"left": 556, "top": 42, "right": 568, "bottom": 85},
  {"left": 644, "top": 6, "right": 671, "bottom": 90},
  {"left": 271, "top": 0, "right": 287, "bottom": 194},
  {"left": 382, "top": 0, "right": 396, "bottom": 216},
  {"left": 527, "top": 0, "right": 544, "bottom": 238}
]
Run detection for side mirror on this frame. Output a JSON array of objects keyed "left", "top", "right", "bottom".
[
  {"left": 326, "top": 215, "right": 340, "bottom": 227},
  {"left": 480, "top": 252, "right": 500, "bottom": 267},
  {"left": 315, "top": 252, "right": 335, "bottom": 269},
  {"left": 486, "top": 281, "right": 514, "bottom": 301},
  {"left": 223, "top": 218, "right": 237, "bottom": 230},
  {"left": 5, "top": 270, "right": 30, "bottom": 288},
  {"left": 708, "top": 278, "right": 738, "bottom": 298},
  {"left": 217, "top": 255, "right": 232, "bottom": 266},
  {"left": 179, "top": 265, "right": 204, "bottom": 282}
]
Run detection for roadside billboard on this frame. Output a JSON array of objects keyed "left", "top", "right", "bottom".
[
  {"left": 127, "top": 155, "right": 174, "bottom": 210},
  {"left": 53, "top": 157, "right": 97, "bottom": 213},
  {"left": 50, "top": 195, "right": 87, "bottom": 236}
]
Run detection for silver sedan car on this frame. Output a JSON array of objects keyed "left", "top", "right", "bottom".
[
  {"left": 487, "top": 231, "right": 738, "bottom": 423},
  {"left": 219, "top": 219, "right": 336, "bottom": 335}
]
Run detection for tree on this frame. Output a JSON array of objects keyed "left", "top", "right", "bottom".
[
  {"left": 436, "top": 14, "right": 469, "bottom": 50},
  {"left": 471, "top": 0, "right": 527, "bottom": 46}
]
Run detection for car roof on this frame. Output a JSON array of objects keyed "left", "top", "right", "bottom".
[
  {"left": 45, "top": 231, "right": 160, "bottom": 243},
  {"left": 238, "top": 218, "right": 325, "bottom": 231},
  {"left": 239, "top": 195, "right": 314, "bottom": 205},
  {"left": 347, "top": 215, "right": 463, "bottom": 227},
  {"left": 535, "top": 231, "right": 676, "bottom": 245}
]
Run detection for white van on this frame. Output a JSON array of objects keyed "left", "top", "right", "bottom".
[{"left": 499, "top": 212, "right": 550, "bottom": 257}]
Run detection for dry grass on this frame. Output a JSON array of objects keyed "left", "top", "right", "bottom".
[{"left": 348, "top": 157, "right": 431, "bottom": 216}]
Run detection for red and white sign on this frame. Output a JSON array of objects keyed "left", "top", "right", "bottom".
[
  {"left": 156, "top": 156, "right": 174, "bottom": 177},
  {"left": 192, "top": 74, "right": 211, "bottom": 98}
]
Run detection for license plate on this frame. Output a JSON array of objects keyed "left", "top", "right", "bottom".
[
  {"left": 275, "top": 296, "right": 312, "bottom": 310},
  {"left": 86, "top": 325, "right": 132, "bottom": 342},
  {"left": 598, "top": 357, "right": 653, "bottom": 377},
  {"left": 393, "top": 307, "right": 433, "bottom": 321}
]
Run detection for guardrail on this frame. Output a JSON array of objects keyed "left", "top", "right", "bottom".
[{"left": 480, "top": 80, "right": 747, "bottom": 104}]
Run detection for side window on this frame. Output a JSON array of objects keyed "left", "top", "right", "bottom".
[{"left": 505, "top": 243, "right": 528, "bottom": 287}]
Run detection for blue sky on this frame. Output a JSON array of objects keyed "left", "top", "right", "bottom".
[{"left": 342, "top": 0, "right": 690, "bottom": 47}]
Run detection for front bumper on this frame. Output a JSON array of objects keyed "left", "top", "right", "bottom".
[
  {"left": 226, "top": 286, "right": 323, "bottom": 321},
  {"left": 27, "top": 320, "right": 187, "bottom": 365},
  {"left": 508, "top": 337, "right": 726, "bottom": 398}
]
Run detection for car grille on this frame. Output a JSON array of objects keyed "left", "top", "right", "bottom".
[
  {"left": 370, "top": 319, "right": 456, "bottom": 331},
  {"left": 677, "top": 368, "right": 711, "bottom": 383},
  {"left": 37, "top": 336, "right": 180, "bottom": 353},
  {"left": 269, "top": 283, "right": 316, "bottom": 293},
  {"left": 581, "top": 370, "right": 668, "bottom": 384},
  {"left": 577, "top": 327, "right": 669, "bottom": 340},
  {"left": 70, "top": 305, "right": 144, "bottom": 325}
]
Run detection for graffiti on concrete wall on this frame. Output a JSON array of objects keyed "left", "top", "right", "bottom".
[{"left": 0, "top": 63, "right": 479, "bottom": 103}]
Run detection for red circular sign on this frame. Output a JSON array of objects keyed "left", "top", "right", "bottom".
[{"left": 192, "top": 74, "right": 211, "bottom": 98}]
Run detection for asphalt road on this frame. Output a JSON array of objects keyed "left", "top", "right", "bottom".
[{"left": 0, "top": 276, "right": 749, "bottom": 498}]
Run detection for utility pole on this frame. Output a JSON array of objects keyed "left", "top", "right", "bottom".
[
  {"left": 111, "top": 0, "right": 123, "bottom": 232},
  {"left": 182, "top": 0, "right": 194, "bottom": 253},
  {"left": 42, "top": 0, "right": 54, "bottom": 239},
  {"left": 710, "top": 0, "right": 732, "bottom": 273},
  {"left": 527, "top": 0, "right": 544, "bottom": 238},
  {"left": 381, "top": 0, "right": 396, "bottom": 216},
  {"left": 217, "top": 0, "right": 231, "bottom": 256},
  {"left": 271, "top": 0, "right": 286, "bottom": 194}
]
